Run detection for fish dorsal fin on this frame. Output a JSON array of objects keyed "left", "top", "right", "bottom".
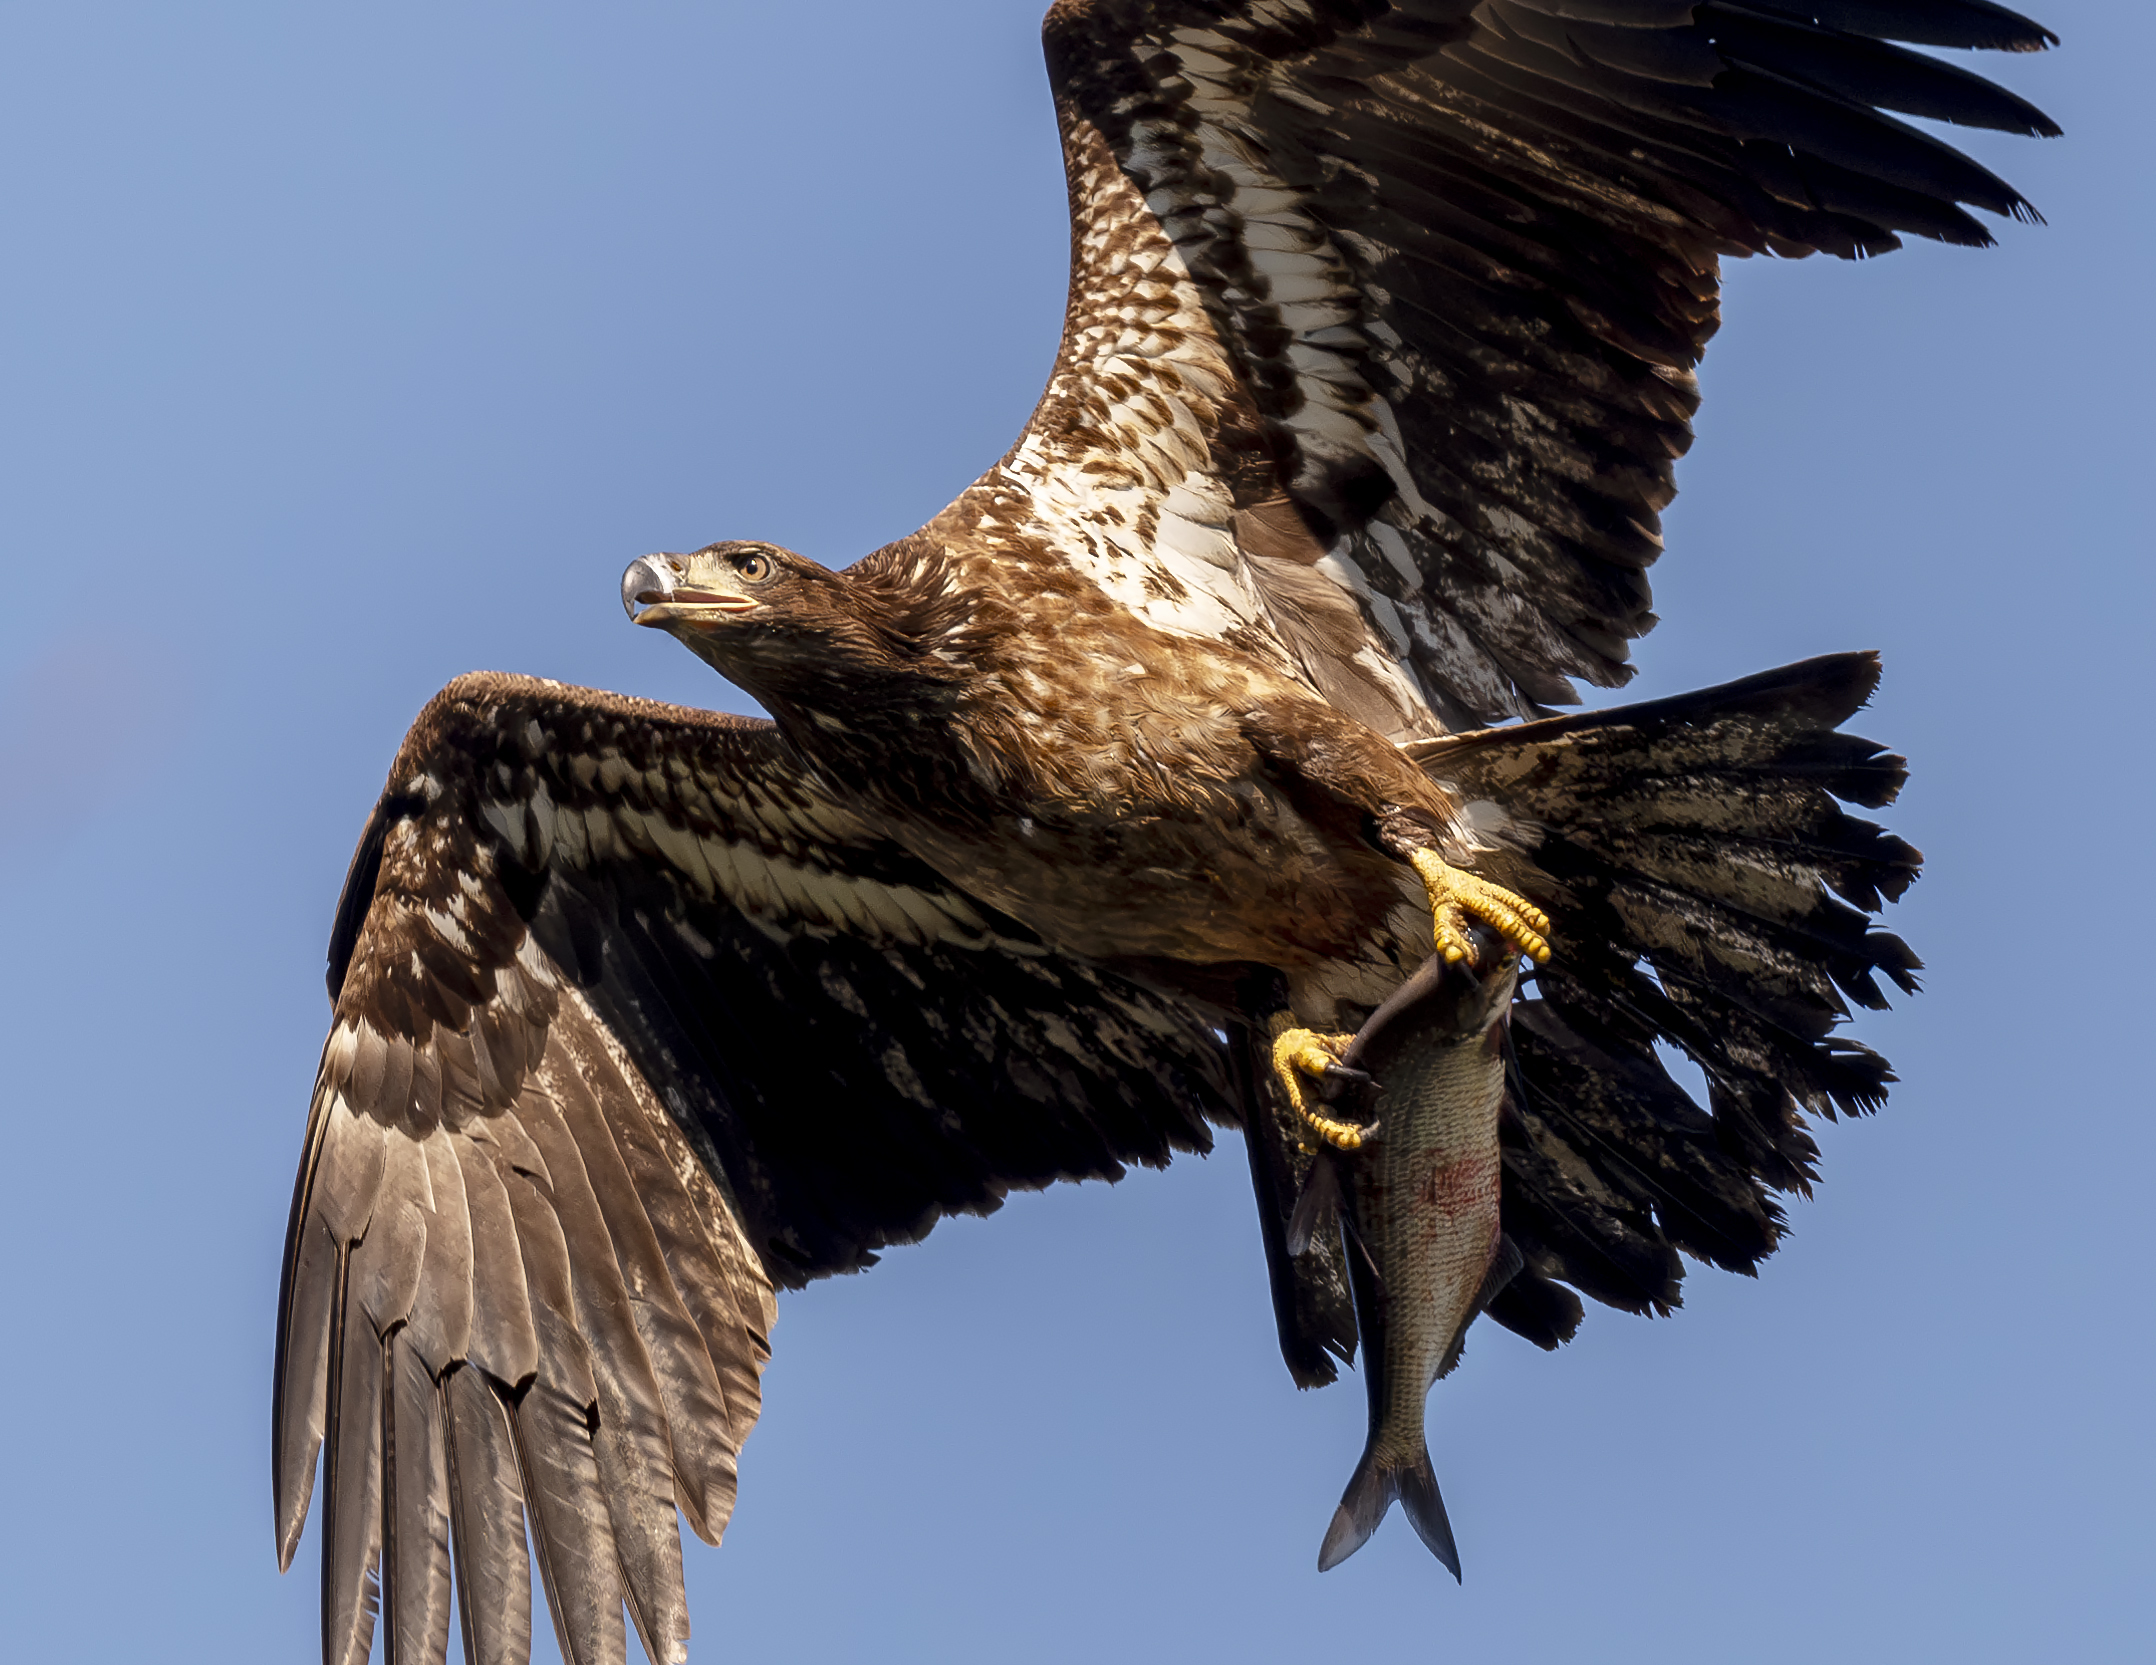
[{"left": 1436, "top": 1236, "right": 1526, "bottom": 1381}]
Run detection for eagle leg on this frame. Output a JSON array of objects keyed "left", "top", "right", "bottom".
[
  {"left": 1405, "top": 848, "right": 1550, "bottom": 967},
  {"left": 1267, "top": 1013, "right": 1381, "bottom": 1153}
]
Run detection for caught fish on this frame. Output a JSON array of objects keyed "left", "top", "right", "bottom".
[{"left": 1294, "top": 929, "right": 1521, "bottom": 1578}]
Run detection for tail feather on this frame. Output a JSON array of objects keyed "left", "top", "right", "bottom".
[
  {"left": 1318, "top": 1443, "right": 1459, "bottom": 1578},
  {"left": 1416, "top": 653, "right": 1922, "bottom": 1334}
]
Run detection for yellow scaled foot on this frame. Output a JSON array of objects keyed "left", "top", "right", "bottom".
[
  {"left": 1268, "top": 1012, "right": 1378, "bottom": 1152},
  {"left": 1407, "top": 847, "right": 1551, "bottom": 966}
]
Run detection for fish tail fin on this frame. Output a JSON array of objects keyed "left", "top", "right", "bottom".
[
  {"left": 1317, "top": 1442, "right": 1459, "bottom": 1580},
  {"left": 1396, "top": 1449, "right": 1461, "bottom": 1580}
]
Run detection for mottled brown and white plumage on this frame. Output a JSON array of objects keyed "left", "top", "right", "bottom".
[{"left": 276, "top": 4, "right": 2054, "bottom": 1661}]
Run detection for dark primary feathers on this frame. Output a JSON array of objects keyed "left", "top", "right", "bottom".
[{"left": 277, "top": 3, "right": 2053, "bottom": 1659}]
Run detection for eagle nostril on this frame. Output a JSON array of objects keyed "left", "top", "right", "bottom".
[{"left": 621, "top": 556, "right": 677, "bottom": 619}]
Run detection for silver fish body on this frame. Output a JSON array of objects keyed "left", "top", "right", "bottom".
[{"left": 1311, "top": 937, "right": 1519, "bottom": 1577}]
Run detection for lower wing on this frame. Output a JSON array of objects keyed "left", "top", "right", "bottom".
[{"left": 275, "top": 674, "right": 1231, "bottom": 1665}]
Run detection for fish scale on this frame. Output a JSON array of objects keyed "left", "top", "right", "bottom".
[{"left": 1311, "top": 933, "right": 1519, "bottom": 1577}]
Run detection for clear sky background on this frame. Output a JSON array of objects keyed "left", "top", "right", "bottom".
[{"left": 1, "top": 3, "right": 2148, "bottom": 1661}]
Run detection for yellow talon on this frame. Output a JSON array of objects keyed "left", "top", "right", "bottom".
[
  {"left": 1407, "top": 848, "right": 1551, "bottom": 965},
  {"left": 1267, "top": 1013, "right": 1375, "bottom": 1152}
]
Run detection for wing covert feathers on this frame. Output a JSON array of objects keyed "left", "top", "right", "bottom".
[
  {"left": 277, "top": 675, "right": 1229, "bottom": 1665},
  {"left": 1414, "top": 652, "right": 1921, "bottom": 1333},
  {"left": 946, "top": 1, "right": 2056, "bottom": 732}
]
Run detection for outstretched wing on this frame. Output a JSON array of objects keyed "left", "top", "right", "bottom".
[
  {"left": 275, "top": 674, "right": 1230, "bottom": 1665},
  {"left": 929, "top": 0, "right": 2053, "bottom": 734}
]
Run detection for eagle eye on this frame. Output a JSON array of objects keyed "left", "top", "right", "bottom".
[{"left": 737, "top": 552, "right": 774, "bottom": 583}]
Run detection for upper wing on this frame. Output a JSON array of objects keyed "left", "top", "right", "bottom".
[
  {"left": 928, "top": 0, "right": 2054, "bottom": 733},
  {"left": 275, "top": 674, "right": 1230, "bottom": 1665}
]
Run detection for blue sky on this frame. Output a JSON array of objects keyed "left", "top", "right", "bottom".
[{"left": 0, "top": 3, "right": 2147, "bottom": 1660}]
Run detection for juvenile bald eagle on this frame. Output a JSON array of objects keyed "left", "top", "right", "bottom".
[{"left": 274, "top": 4, "right": 2055, "bottom": 1661}]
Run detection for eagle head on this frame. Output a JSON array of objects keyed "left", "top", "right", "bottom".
[{"left": 622, "top": 540, "right": 959, "bottom": 714}]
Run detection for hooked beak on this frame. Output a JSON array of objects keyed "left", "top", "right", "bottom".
[{"left": 621, "top": 554, "right": 758, "bottom": 630}]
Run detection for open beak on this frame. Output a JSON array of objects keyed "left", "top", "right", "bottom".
[{"left": 621, "top": 555, "right": 757, "bottom": 629}]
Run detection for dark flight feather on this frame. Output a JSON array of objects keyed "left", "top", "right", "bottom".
[
  {"left": 385, "top": 1330, "right": 455, "bottom": 1665},
  {"left": 323, "top": 1289, "right": 385, "bottom": 1665},
  {"left": 1236, "top": 1028, "right": 1360, "bottom": 1387},
  {"left": 441, "top": 1369, "right": 532, "bottom": 1665},
  {"left": 1422, "top": 653, "right": 1922, "bottom": 1322}
]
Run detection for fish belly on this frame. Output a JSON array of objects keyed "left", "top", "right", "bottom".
[
  {"left": 1315, "top": 950, "right": 1516, "bottom": 1576},
  {"left": 1352, "top": 960, "right": 1514, "bottom": 1461}
]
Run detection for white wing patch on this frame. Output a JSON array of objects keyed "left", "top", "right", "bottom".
[
  {"left": 996, "top": 26, "right": 1451, "bottom": 741},
  {"left": 1000, "top": 123, "right": 1264, "bottom": 652}
]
